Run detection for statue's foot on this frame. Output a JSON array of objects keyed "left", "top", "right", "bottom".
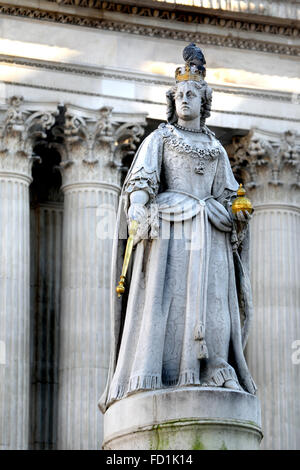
[
  {"left": 201, "top": 357, "right": 243, "bottom": 391},
  {"left": 223, "top": 379, "right": 241, "bottom": 391}
]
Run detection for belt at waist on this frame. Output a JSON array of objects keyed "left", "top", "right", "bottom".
[{"left": 164, "top": 189, "right": 213, "bottom": 202}]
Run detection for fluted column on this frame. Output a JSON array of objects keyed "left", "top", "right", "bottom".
[
  {"left": 57, "top": 107, "right": 144, "bottom": 449},
  {"left": 30, "top": 202, "right": 63, "bottom": 449},
  {"left": 228, "top": 129, "right": 300, "bottom": 450},
  {"left": 0, "top": 97, "right": 55, "bottom": 449}
]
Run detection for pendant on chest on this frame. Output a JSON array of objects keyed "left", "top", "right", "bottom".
[
  {"left": 194, "top": 161, "right": 205, "bottom": 175},
  {"left": 164, "top": 134, "right": 221, "bottom": 177}
]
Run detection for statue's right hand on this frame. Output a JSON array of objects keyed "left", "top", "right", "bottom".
[
  {"left": 127, "top": 203, "right": 148, "bottom": 224},
  {"left": 127, "top": 203, "right": 149, "bottom": 244}
]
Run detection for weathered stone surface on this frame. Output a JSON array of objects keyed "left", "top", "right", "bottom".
[
  {"left": 100, "top": 49, "right": 261, "bottom": 450},
  {"left": 0, "top": 97, "right": 56, "bottom": 450},
  {"left": 228, "top": 128, "right": 300, "bottom": 449},
  {"left": 103, "top": 387, "right": 262, "bottom": 450},
  {"left": 56, "top": 105, "right": 145, "bottom": 449}
]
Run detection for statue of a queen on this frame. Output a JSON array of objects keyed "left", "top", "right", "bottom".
[{"left": 99, "top": 43, "right": 256, "bottom": 414}]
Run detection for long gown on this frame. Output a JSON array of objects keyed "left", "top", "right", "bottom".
[{"left": 99, "top": 123, "right": 256, "bottom": 413}]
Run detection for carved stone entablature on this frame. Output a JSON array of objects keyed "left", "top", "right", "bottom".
[
  {"left": 0, "top": 96, "right": 56, "bottom": 182},
  {"left": 43, "top": 1, "right": 300, "bottom": 34},
  {"left": 1, "top": 2, "right": 299, "bottom": 56},
  {"left": 0, "top": 96, "right": 146, "bottom": 188},
  {"left": 57, "top": 105, "right": 146, "bottom": 189},
  {"left": 227, "top": 128, "right": 300, "bottom": 205}
]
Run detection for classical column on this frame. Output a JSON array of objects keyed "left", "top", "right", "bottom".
[
  {"left": 0, "top": 97, "right": 55, "bottom": 449},
  {"left": 30, "top": 201, "right": 63, "bottom": 450},
  {"left": 228, "top": 129, "right": 300, "bottom": 450},
  {"left": 57, "top": 106, "right": 144, "bottom": 449}
]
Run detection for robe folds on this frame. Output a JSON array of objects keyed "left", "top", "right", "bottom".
[{"left": 99, "top": 123, "right": 256, "bottom": 413}]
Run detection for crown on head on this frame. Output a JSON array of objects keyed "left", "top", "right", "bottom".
[{"left": 175, "top": 43, "right": 206, "bottom": 83}]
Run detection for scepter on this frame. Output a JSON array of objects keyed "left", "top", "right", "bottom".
[{"left": 116, "top": 219, "right": 139, "bottom": 297}]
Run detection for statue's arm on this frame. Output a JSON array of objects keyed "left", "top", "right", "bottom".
[
  {"left": 210, "top": 146, "right": 252, "bottom": 236},
  {"left": 124, "top": 130, "right": 162, "bottom": 202},
  {"left": 123, "top": 130, "right": 163, "bottom": 240},
  {"left": 127, "top": 190, "right": 149, "bottom": 224}
]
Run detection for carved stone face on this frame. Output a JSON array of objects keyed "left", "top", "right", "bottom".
[{"left": 174, "top": 81, "right": 201, "bottom": 122}]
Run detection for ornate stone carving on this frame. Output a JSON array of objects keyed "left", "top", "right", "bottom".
[
  {"left": 46, "top": 1, "right": 300, "bottom": 37},
  {"left": 227, "top": 129, "right": 300, "bottom": 190},
  {"left": 113, "top": 121, "right": 145, "bottom": 173},
  {"left": 280, "top": 131, "right": 300, "bottom": 189},
  {"left": 0, "top": 55, "right": 296, "bottom": 106},
  {"left": 227, "top": 132, "right": 270, "bottom": 188},
  {"left": 0, "top": 96, "right": 56, "bottom": 181},
  {"left": 57, "top": 106, "right": 145, "bottom": 188},
  {"left": 1, "top": 4, "right": 299, "bottom": 56}
]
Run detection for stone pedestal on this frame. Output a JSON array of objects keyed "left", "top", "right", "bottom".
[{"left": 103, "top": 388, "right": 262, "bottom": 450}]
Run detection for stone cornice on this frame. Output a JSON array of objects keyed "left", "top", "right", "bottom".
[
  {"left": 0, "top": 54, "right": 295, "bottom": 104},
  {"left": 0, "top": 2, "right": 299, "bottom": 56},
  {"left": 48, "top": 1, "right": 300, "bottom": 24},
  {"left": 2, "top": 79, "right": 300, "bottom": 125}
]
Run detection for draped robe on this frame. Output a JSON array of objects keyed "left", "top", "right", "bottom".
[{"left": 99, "top": 123, "right": 256, "bottom": 413}]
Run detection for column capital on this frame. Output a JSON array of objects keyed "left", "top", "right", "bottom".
[
  {"left": 57, "top": 105, "right": 146, "bottom": 190},
  {"left": 227, "top": 128, "right": 300, "bottom": 205},
  {"left": 0, "top": 96, "right": 56, "bottom": 182}
]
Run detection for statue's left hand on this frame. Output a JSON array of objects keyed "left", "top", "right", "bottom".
[
  {"left": 234, "top": 210, "right": 252, "bottom": 223},
  {"left": 230, "top": 209, "right": 253, "bottom": 250}
]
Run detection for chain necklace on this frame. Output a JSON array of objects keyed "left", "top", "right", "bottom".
[
  {"left": 174, "top": 123, "right": 215, "bottom": 138},
  {"left": 174, "top": 123, "right": 203, "bottom": 133},
  {"left": 162, "top": 124, "right": 220, "bottom": 175}
]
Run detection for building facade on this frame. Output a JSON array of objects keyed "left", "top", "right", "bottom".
[{"left": 0, "top": 0, "right": 299, "bottom": 450}]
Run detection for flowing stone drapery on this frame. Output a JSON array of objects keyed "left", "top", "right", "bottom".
[
  {"left": 0, "top": 97, "right": 55, "bottom": 450},
  {"left": 57, "top": 106, "right": 145, "bottom": 450},
  {"left": 228, "top": 129, "right": 300, "bottom": 450}
]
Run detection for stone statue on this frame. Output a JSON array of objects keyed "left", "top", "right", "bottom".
[{"left": 99, "top": 44, "right": 256, "bottom": 414}]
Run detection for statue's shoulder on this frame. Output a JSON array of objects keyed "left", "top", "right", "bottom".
[
  {"left": 139, "top": 124, "right": 170, "bottom": 147},
  {"left": 157, "top": 122, "right": 173, "bottom": 138},
  {"left": 202, "top": 125, "right": 216, "bottom": 139},
  {"left": 202, "top": 127, "right": 226, "bottom": 154}
]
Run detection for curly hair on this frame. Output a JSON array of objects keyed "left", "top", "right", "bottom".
[{"left": 166, "top": 80, "right": 212, "bottom": 128}]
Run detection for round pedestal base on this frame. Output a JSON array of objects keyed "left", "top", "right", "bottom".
[{"left": 103, "top": 387, "right": 262, "bottom": 450}]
